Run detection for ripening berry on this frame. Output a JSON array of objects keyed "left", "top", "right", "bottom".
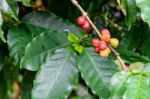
[
  {"left": 101, "top": 34, "right": 111, "bottom": 43},
  {"left": 99, "top": 41, "right": 108, "bottom": 50},
  {"left": 101, "top": 33, "right": 111, "bottom": 43},
  {"left": 110, "top": 38, "right": 119, "bottom": 48},
  {"left": 99, "top": 49, "right": 109, "bottom": 57},
  {"left": 81, "top": 20, "right": 91, "bottom": 30},
  {"left": 101, "top": 28, "right": 110, "bottom": 35},
  {"left": 106, "top": 47, "right": 111, "bottom": 54},
  {"left": 77, "top": 16, "right": 86, "bottom": 26},
  {"left": 94, "top": 47, "right": 100, "bottom": 54},
  {"left": 92, "top": 38, "right": 100, "bottom": 47},
  {"left": 101, "top": 28, "right": 111, "bottom": 43}
]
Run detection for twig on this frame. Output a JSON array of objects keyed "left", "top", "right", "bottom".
[
  {"left": 71, "top": 0, "right": 128, "bottom": 71},
  {"left": 71, "top": 0, "right": 101, "bottom": 38},
  {"left": 116, "top": 0, "right": 126, "bottom": 16},
  {"left": 107, "top": 45, "right": 128, "bottom": 71},
  {"left": 103, "top": 15, "right": 123, "bottom": 31}
]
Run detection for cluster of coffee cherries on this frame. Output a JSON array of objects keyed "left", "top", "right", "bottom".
[
  {"left": 92, "top": 28, "right": 119, "bottom": 57},
  {"left": 77, "top": 16, "right": 91, "bottom": 30},
  {"left": 77, "top": 16, "right": 119, "bottom": 57}
]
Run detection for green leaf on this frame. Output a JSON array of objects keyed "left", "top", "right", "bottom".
[
  {"left": 110, "top": 71, "right": 130, "bottom": 99},
  {"left": 141, "top": 62, "right": 150, "bottom": 73},
  {"left": 32, "top": 48, "right": 78, "bottom": 99},
  {"left": 0, "top": 0, "right": 19, "bottom": 20},
  {"left": 77, "top": 48, "right": 119, "bottom": 98},
  {"left": 135, "top": 0, "right": 150, "bottom": 26},
  {"left": 2, "top": 59, "right": 19, "bottom": 95},
  {"left": 0, "top": 11, "right": 6, "bottom": 43},
  {"left": 141, "top": 40, "right": 150, "bottom": 58},
  {"left": 7, "top": 24, "right": 32, "bottom": 65},
  {"left": 116, "top": 47, "right": 150, "bottom": 63},
  {"left": 126, "top": 0, "right": 137, "bottom": 29},
  {"left": 141, "top": 29, "right": 150, "bottom": 58},
  {"left": 20, "top": 30, "right": 70, "bottom": 71},
  {"left": 68, "top": 33, "right": 79, "bottom": 43},
  {"left": 0, "top": 74, "right": 7, "bottom": 99},
  {"left": 22, "top": 11, "right": 82, "bottom": 37},
  {"left": 129, "top": 62, "right": 144, "bottom": 73},
  {"left": 74, "top": 45, "right": 84, "bottom": 54},
  {"left": 120, "top": 0, "right": 127, "bottom": 11},
  {"left": 0, "top": 45, "right": 7, "bottom": 71},
  {"left": 123, "top": 75, "right": 150, "bottom": 99},
  {"left": 17, "top": 0, "right": 31, "bottom": 6},
  {"left": 74, "top": 84, "right": 95, "bottom": 99},
  {"left": 22, "top": 71, "right": 36, "bottom": 99},
  {"left": 123, "top": 25, "right": 143, "bottom": 50},
  {"left": 87, "top": 0, "right": 108, "bottom": 17},
  {"left": 0, "top": 29, "right": 6, "bottom": 43}
]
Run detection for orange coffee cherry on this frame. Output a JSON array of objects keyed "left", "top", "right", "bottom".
[{"left": 101, "top": 28, "right": 111, "bottom": 43}]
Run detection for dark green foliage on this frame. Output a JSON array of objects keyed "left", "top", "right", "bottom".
[{"left": 0, "top": 0, "right": 150, "bottom": 99}]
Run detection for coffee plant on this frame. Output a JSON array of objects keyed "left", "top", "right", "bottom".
[{"left": 0, "top": 0, "right": 150, "bottom": 99}]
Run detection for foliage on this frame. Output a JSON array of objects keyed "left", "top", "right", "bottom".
[{"left": 0, "top": 0, "right": 150, "bottom": 99}]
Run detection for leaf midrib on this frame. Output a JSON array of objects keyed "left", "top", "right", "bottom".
[
  {"left": 47, "top": 48, "right": 73, "bottom": 97},
  {"left": 23, "top": 42, "right": 71, "bottom": 64},
  {"left": 17, "top": 26, "right": 22, "bottom": 60},
  {"left": 23, "top": 21, "right": 49, "bottom": 30},
  {"left": 84, "top": 49, "right": 107, "bottom": 87},
  {"left": 136, "top": 75, "right": 142, "bottom": 99}
]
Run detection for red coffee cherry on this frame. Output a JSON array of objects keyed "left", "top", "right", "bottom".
[
  {"left": 81, "top": 20, "right": 90, "bottom": 30},
  {"left": 92, "top": 38, "right": 100, "bottom": 47},
  {"left": 101, "top": 28, "right": 110, "bottom": 35},
  {"left": 94, "top": 47, "right": 100, "bottom": 54},
  {"left": 99, "top": 41, "right": 108, "bottom": 50},
  {"left": 77, "top": 16, "right": 86, "bottom": 26}
]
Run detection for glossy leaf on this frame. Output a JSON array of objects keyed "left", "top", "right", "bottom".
[
  {"left": 22, "top": 11, "right": 82, "bottom": 37},
  {"left": 77, "top": 48, "right": 119, "bottom": 98},
  {"left": 110, "top": 71, "right": 130, "bottom": 99},
  {"left": 18, "top": 0, "right": 31, "bottom": 6},
  {"left": 0, "top": 44, "right": 7, "bottom": 71},
  {"left": 129, "top": 62, "right": 144, "bottom": 73},
  {"left": 0, "top": 0, "right": 19, "bottom": 20},
  {"left": 124, "top": 25, "right": 143, "bottom": 50},
  {"left": 7, "top": 24, "right": 32, "bottom": 65},
  {"left": 0, "top": 11, "right": 6, "bottom": 43},
  {"left": 141, "top": 40, "right": 150, "bottom": 59},
  {"left": 126, "top": 0, "right": 137, "bottom": 29},
  {"left": 141, "top": 29, "right": 150, "bottom": 58},
  {"left": 74, "top": 84, "right": 95, "bottom": 99},
  {"left": 32, "top": 48, "right": 78, "bottom": 99},
  {"left": 116, "top": 47, "right": 150, "bottom": 63},
  {"left": 123, "top": 75, "right": 150, "bottom": 99},
  {"left": 135, "top": 0, "right": 150, "bottom": 26},
  {"left": 68, "top": 33, "right": 79, "bottom": 43},
  {"left": 20, "top": 30, "right": 70, "bottom": 71},
  {"left": 141, "top": 62, "right": 150, "bottom": 73},
  {"left": 74, "top": 44, "right": 84, "bottom": 54}
]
